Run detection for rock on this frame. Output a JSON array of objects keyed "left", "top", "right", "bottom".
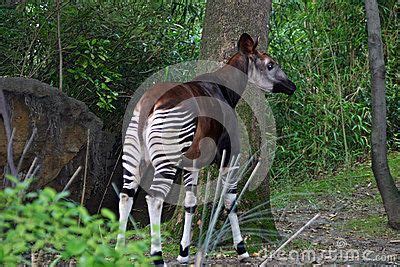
[{"left": 0, "top": 77, "right": 116, "bottom": 214}]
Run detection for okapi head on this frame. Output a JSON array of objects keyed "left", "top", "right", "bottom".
[{"left": 235, "top": 33, "right": 296, "bottom": 95}]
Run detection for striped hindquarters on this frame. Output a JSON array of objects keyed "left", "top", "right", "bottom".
[{"left": 146, "top": 106, "right": 197, "bottom": 199}]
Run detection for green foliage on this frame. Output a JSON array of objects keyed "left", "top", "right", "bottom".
[
  {"left": 0, "top": 176, "right": 150, "bottom": 266},
  {"left": 66, "top": 38, "right": 121, "bottom": 111},
  {"left": 0, "top": 1, "right": 204, "bottom": 127},
  {"left": 268, "top": 0, "right": 399, "bottom": 182},
  {"left": 272, "top": 152, "right": 400, "bottom": 210}
]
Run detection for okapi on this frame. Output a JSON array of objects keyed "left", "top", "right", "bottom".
[{"left": 116, "top": 33, "right": 296, "bottom": 265}]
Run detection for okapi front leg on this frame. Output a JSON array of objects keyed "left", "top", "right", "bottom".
[
  {"left": 117, "top": 109, "right": 141, "bottom": 250},
  {"left": 116, "top": 193, "right": 133, "bottom": 249},
  {"left": 116, "top": 167, "right": 139, "bottom": 249},
  {"left": 224, "top": 193, "right": 250, "bottom": 261},
  {"left": 177, "top": 172, "right": 198, "bottom": 263}
]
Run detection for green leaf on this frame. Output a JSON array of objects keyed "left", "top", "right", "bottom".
[
  {"left": 101, "top": 208, "right": 116, "bottom": 221},
  {"left": 41, "top": 187, "right": 57, "bottom": 201},
  {"left": 66, "top": 239, "right": 87, "bottom": 256},
  {"left": 5, "top": 175, "right": 18, "bottom": 184}
]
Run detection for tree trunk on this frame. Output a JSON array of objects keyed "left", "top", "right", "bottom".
[
  {"left": 200, "top": 0, "right": 278, "bottom": 241},
  {"left": 200, "top": 0, "right": 272, "bottom": 62},
  {"left": 365, "top": 0, "right": 400, "bottom": 230}
]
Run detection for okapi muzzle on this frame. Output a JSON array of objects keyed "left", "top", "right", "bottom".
[{"left": 271, "top": 67, "right": 297, "bottom": 95}]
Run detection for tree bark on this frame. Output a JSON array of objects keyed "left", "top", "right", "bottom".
[
  {"left": 200, "top": 0, "right": 277, "bottom": 239},
  {"left": 200, "top": 0, "right": 272, "bottom": 62},
  {"left": 365, "top": 0, "right": 400, "bottom": 230}
]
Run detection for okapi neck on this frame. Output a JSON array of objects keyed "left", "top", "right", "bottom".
[{"left": 215, "top": 53, "right": 249, "bottom": 107}]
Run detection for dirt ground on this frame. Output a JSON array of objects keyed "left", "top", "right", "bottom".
[{"left": 166, "top": 170, "right": 400, "bottom": 266}]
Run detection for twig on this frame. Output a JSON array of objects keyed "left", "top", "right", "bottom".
[
  {"left": 78, "top": 129, "right": 90, "bottom": 226},
  {"left": 61, "top": 166, "right": 82, "bottom": 193},
  {"left": 7, "top": 128, "right": 16, "bottom": 176},
  {"left": 28, "top": 47, "right": 54, "bottom": 78},
  {"left": 25, "top": 157, "right": 38, "bottom": 181},
  {"left": 260, "top": 213, "right": 321, "bottom": 266},
  {"left": 28, "top": 164, "right": 40, "bottom": 180},
  {"left": 17, "top": 127, "right": 37, "bottom": 172},
  {"left": 80, "top": 129, "right": 90, "bottom": 207},
  {"left": 56, "top": 0, "right": 63, "bottom": 91},
  {"left": 97, "top": 149, "right": 122, "bottom": 213},
  {"left": 0, "top": 89, "right": 17, "bottom": 179}
]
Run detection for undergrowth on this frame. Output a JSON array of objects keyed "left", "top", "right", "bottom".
[{"left": 0, "top": 176, "right": 150, "bottom": 266}]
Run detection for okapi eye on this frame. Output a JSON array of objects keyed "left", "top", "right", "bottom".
[{"left": 267, "top": 62, "right": 274, "bottom": 71}]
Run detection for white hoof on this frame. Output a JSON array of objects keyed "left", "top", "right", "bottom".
[
  {"left": 177, "top": 255, "right": 189, "bottom": 264},
  {"left": 238, "top": 251, "right": 250, "bottom": 262}
]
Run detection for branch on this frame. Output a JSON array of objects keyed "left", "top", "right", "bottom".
[
  {"left": 0, "top": 89, "right": 18, "bottom": 179},
  {"left": 62, "top": 166, "right": 82, "bottom": 193},
  {"left": 80, "top": 129, "right": 90, "bottom": 207},
  {"left": 25, "top": 157, "right": 38, "bottom": 181},
  {"left": 97, "top": 149, "right": 122, "bottom": 213},
  {"left": 260, "top": 213, "right": 320, "bottom": 266},
  {"left": 56, "top": 0, "right": 63, "bottom": 91},
  {"left": 17, "top": 127, "right": 37, "bottom": 172}
]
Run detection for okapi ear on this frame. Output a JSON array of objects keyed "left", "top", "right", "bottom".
[
  {"left": 238, "top": 33, "right": 256, "bottom": 54},
  {"left": 253, "top": 36, "right": 259, "bottom": 50}
]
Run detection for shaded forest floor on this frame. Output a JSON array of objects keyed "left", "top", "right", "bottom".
[{"left": 164, "top": 152, "right": 400, "bottom": 265}]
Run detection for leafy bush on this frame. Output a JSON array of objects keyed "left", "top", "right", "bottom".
[
  {"left": 0, "top": 176, "right": 150, "bottom": 266},
  {"left": 0, "top": 1, "right": 204, "bottom": 128}
]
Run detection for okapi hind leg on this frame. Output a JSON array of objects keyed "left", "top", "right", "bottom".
[
  {"left": 177, "top": 170, "right": 199, "bottom": 264},
  {"left": 145, "top": 104, "right": 197, "bottom": 265},
  {"left": 224, "top": 193, "right": 250, "bottom": 262}
]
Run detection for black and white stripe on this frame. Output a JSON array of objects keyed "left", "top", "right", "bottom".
[
  {"left": 121, "top": 110, "right": 141, "bottom": 197},
  {"left": 145, "top": 106, "right": 197, "bottom": 199}
]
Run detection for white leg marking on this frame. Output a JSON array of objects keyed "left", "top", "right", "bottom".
[
  {"left": 177, "top": 190, "right": 197, "bottom": 264},
  {"left": 224, "top": 193, "right": 249, "bottom": 260},
  {"left": 181, "top": 191, "right": 196, "bottom": 248},
  {"left": 116, "top": 193, "right": 133, "bottom": 249},
  {"left": 146, "top": 195, "right": 164, "bottom": 254}
]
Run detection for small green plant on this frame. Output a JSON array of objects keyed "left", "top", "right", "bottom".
[{"left": 0, "top": 176, "right": 150, "bottom": 266}]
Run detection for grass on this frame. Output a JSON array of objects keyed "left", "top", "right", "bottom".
[
  {"left": 343, "top": 214, "right": 400, "bottom": 238},
  {"left": 271, "top": 152, "right": 400, "bottom": 209}
]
